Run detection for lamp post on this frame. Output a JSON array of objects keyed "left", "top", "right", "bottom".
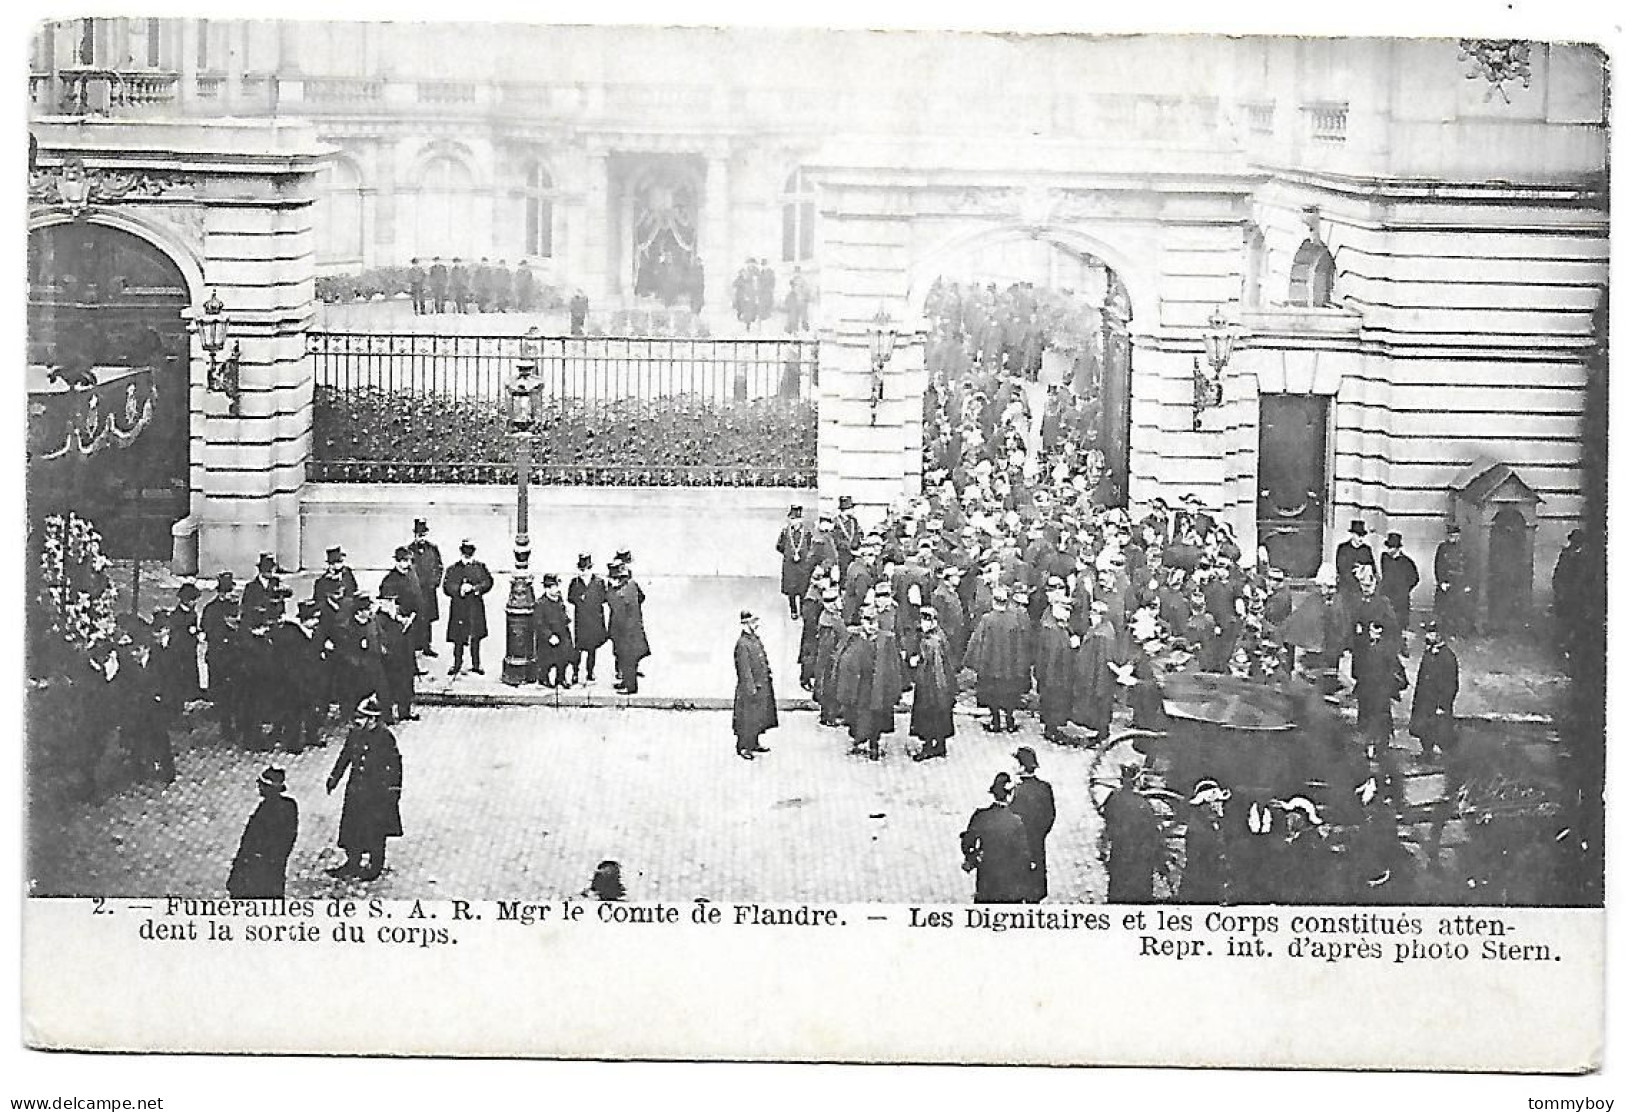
[
  {"left": 196, "top": 289, "right": 242, "bottom": 416},
  {"left": 868, "top": 306, "right": 898, "bottom": 426},
  {"left": 1192, "top": 305, "right": 1238, "bottom": 431},
  {"left": 501, "top": 326, "right": 543, "bottom": 686}
]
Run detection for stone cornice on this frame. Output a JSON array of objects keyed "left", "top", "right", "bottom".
[{"left": 1253, "top": 162, "right": 1605, "bottom": 207}]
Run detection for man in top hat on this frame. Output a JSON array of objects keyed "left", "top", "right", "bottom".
[
  {"left": 1409, "top": 622, "right": 1460, "bottom": 763},
  {"left": 959, "top": 772, "right": 1033, "bottom": 904},
  {"left": 201, "top": 571, "right": 242, "bottom": 726},
  {"left": 1335, "top": 519, "right": 1376, "bottom": 598},
  {"left": 165, "top": 582, "right": 204, "bottom": 700},
  {"left": 407, "top": 519, "right": 444, "bottom": 658},
  {"left": 776, "top": 505, "right": 813, "bottom": 619},
  {"left": 271, "top": 600, "right": 327, "bottom": 752},
  {"left": 333, "top": 593, "right": 389, "bottom": 723},
  {"left": 732, "top": 610, "right": 777, "bottom": 759},
  {"left": 568, "top": 555, "right": 609, "bottom": 685},
  {"left": 442, "top": 540, "right": 494, "bottom": 676},
  {"left": 1433, "top": 522, "right": 1469, "bottom": 636},
  {"left": 378, "top": 547, "right": 426, "bottom": 674},
  {"left": 326, "top": 694, "right": 403, "bottom": 882},
  {"left": 311, "top": 546, "right": 359, "bottom": 642},
  {"left": 374, "top": 596, "right": 419, "bottom": 724},
  {"left": 1009, "top": 747, "right": 1056, "bottom": 902},
  {"left": 1379, "top": 532, "right": 1420, "bottom": 642},
  {"left": 833, "top": 495, "right": 861, "bottom": 574},
  {"left": 533, "top": 573, "right": 575, "bottom": 689},
  {"left": 241, "top": 553, "right": 288, "bottom": 633},
  {"left": 606, "top": 559, "right": 650, "bottom": 693},
  {"left": 227, "top": 766, "right": 299, "bottom": 899}
]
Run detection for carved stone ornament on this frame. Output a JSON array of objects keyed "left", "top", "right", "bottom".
[
  {"left": 1457, "top": 39, "right": 1534, "bottom": 103},
  {"left": 28, "top": 157, "right": 198, "bottom": 214}
]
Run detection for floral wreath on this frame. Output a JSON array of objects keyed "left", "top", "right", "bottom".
[{"left": 37, "top": 512, "right": 116, "bottom": 656}]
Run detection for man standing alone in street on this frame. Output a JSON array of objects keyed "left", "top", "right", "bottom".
[
  {"left": 326, "top": 695, "right": 403, "bottom": 882},
  {"left": 732, "top": 610, "right": 777, "bottom": 760},
  {"left": 227, "top": 766, "right": 299, "bottom": 899}
]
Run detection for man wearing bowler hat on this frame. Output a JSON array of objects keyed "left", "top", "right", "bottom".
[
  {"left": 227, "top": 766, "right": 299, "bottom": 899},
  {"left": 378, "top": 546, "right": 426, "bottom": 674},
  {"left": 959, "top": 772, "right": 1033, "bottom": 904},
  {"left": 533, "top": 573, "right": 575, "bottom": 688},
  {"left": 568, "top": 554, "right": 609, "bottom": 685},
  {"left": 732, "top": 610, "right": 777, "bottom": 759},
  {"left": 407, "top": 519, "right": 444, "bottom": 658},
  {"left": 1379, "top": 531, "right": 1420, "bottom": 643},
  {"left": 442, "top": 540, "right": 494, "bottom": 676},
  {"left": 165, "top": 582, "right": 204, "bottom": 699}
]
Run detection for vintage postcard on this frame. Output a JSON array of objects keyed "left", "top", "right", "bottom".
[{"left": 15, "top": 0, "right": 1611, "bottom": 1077}]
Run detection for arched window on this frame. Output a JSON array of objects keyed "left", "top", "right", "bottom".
[
  {"left": 524, "top": 163, "right": 555, "bottom": 258},
  {"left": 315, "top": 159, "right": 364, "bottom": 263},
  {"left": 781, "top": 168, "right": 815, "bottom": 264},
  {"left": 1287, "top": 240, "right": 1336, "bottom": 307},
  {"left": 416, "top": 154, "right": 476, "bottom": 260}
]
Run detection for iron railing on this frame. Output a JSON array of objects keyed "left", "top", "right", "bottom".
[
  {"left": 308, "top": 330, "right": 819, "bottom": 487},
  {"left": 309, "top": 331, "right": 818, "bottom": 406}
]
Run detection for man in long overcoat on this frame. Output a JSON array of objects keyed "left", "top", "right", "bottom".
[
  {"left": 1009, "top": 747, "right": 1056, "bottom": 902},
  {"left": 1409, "top": 623, "right": 1460, "bottom": 762},
  {"left": 442, "top": 540, "right": 494, "bottom": 675},
  {"left": 732, "top": 610, "right": 777, "bottom": 759},
  {"left": 165, "top": 582, "right": 203, "bottom": 700},
  {"left": 568, "top": 555, "right": 609, "bottom": 684},
  {"left": 1035, "top": 598, "right": 1081, "bottom": 744},
  {"left": 1379, "top": 532, "right": 1420, "bottom": 639},
  {"left": 1433, "top": 522, "right": 1469, "bottom": 636},
  {"left": 606, "top": 562, "right": 650, "bottom": 693},
  {"left": 271, "top": 601, "right": 327, "bottom": 752},
  {"left": 964, "top": 585, "right": 1030, "bottom": 733},
  {"left": 775, "top": 506, "right": 813, "bottom": 618},
  {"left": 311, "top": 546, "right": 359, "bottom": 645},
  {"left": 376, "top": 597, "right": 419, "bottom": 723},
  {"left": 908, "top": 608, "right": 957, "bottom": 761},
  {"left": 325, "top": 695, "right": 403, "bottom": 881},
  {"left": 835, "top": 610, "right": 904, "bottom": 760},
  {"left": 832, "top": 495, "right": 861, "bottom": 575},
  {"left": 1072, "top": 600, "right": 1120, "bottom": 742},
  {"left": 378, "top": 546, "right": 425, "bottom": 667},
  {"left": 332, "top": 595, "right": 389, "bottom": 722},
  {"left": 1101, "top": 764, "right": 1163, "bottom": 903},
  {"left": 959, "top": 772, "right": 1033, "bottom": 904},
  {"left": 227, "top": 766, "right": 299, "bottom": 899},
  {"left": 1352, "top": 619, "right": 1407, "bottom": 749},
  {"left": 532, "top": 574, "right": 575, "bottom": 688},
  {"left": 814, "top": 591, "right": 851, "bottom": 727}
]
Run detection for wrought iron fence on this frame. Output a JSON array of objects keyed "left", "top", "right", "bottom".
[{"left": 308, "top": 330, "right": 819, "bottom": 487}]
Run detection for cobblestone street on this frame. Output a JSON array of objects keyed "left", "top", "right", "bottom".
[{"left": 29, "top": 705, "right": 1117, "bottom": 904}]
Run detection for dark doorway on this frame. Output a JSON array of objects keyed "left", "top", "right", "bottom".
[
  {"left": 27, "top": 223, "right": 192, "bottom": 559},
  {"left": 1487, "top": 508, "right": 1533, "bottom": 631},
  {"left": 1257, "top": 394, "right": 1329, "bottom": 577}
]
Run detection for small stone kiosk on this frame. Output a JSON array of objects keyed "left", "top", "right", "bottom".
[{"left": 1448, "top": 457, "right": 1543, "bottom": 633}]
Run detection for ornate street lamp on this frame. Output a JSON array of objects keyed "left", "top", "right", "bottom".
[
  {"left": 1192, "top": 305, "right": 1238, "bottom": 431},
  {"left": 196, "top": 289, "right": 242, "bottom": 416},
  {"left": 501, "top": 326, "right": 544, "bottom": 686},
  {"left": 868, "top": 306, "right": 898, "bottom": 426}
]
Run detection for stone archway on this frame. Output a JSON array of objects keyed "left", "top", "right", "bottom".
[
  {"left": 27, "top": 220, "right": 195, "bottom": 557},
  {"left": 910, "top": 228, "right": 1137, "bottom": 506}
]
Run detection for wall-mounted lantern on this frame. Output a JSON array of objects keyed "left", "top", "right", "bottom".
[
  {"left": 1193, "top": 305, "right": 1238, "bottom": 431},
  {"left": 868, "top": 306, "right": 898, "bottom": 426}
]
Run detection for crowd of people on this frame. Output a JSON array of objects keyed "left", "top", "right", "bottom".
[
  {"left": 731, "top": 258, "right": 814, "bottom": 333},
  {"left": 741, "top": 279, "right": 1495, "bottom": 904},
  {"left": 405, "top": 257, "right": 549, "bottom": 316}
]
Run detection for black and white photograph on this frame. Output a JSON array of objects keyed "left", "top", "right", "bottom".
[{"left": 14, "top": 1, "right": 1612, "bottom": 1077}]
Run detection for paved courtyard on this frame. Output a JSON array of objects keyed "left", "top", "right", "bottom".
[{"left": 28, "top": 705, "right": 1120, "bottom": 904}]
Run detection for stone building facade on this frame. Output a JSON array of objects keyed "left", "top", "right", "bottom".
[{"left": 27, "top": 22, "right": 1609, "bottom": 605}]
